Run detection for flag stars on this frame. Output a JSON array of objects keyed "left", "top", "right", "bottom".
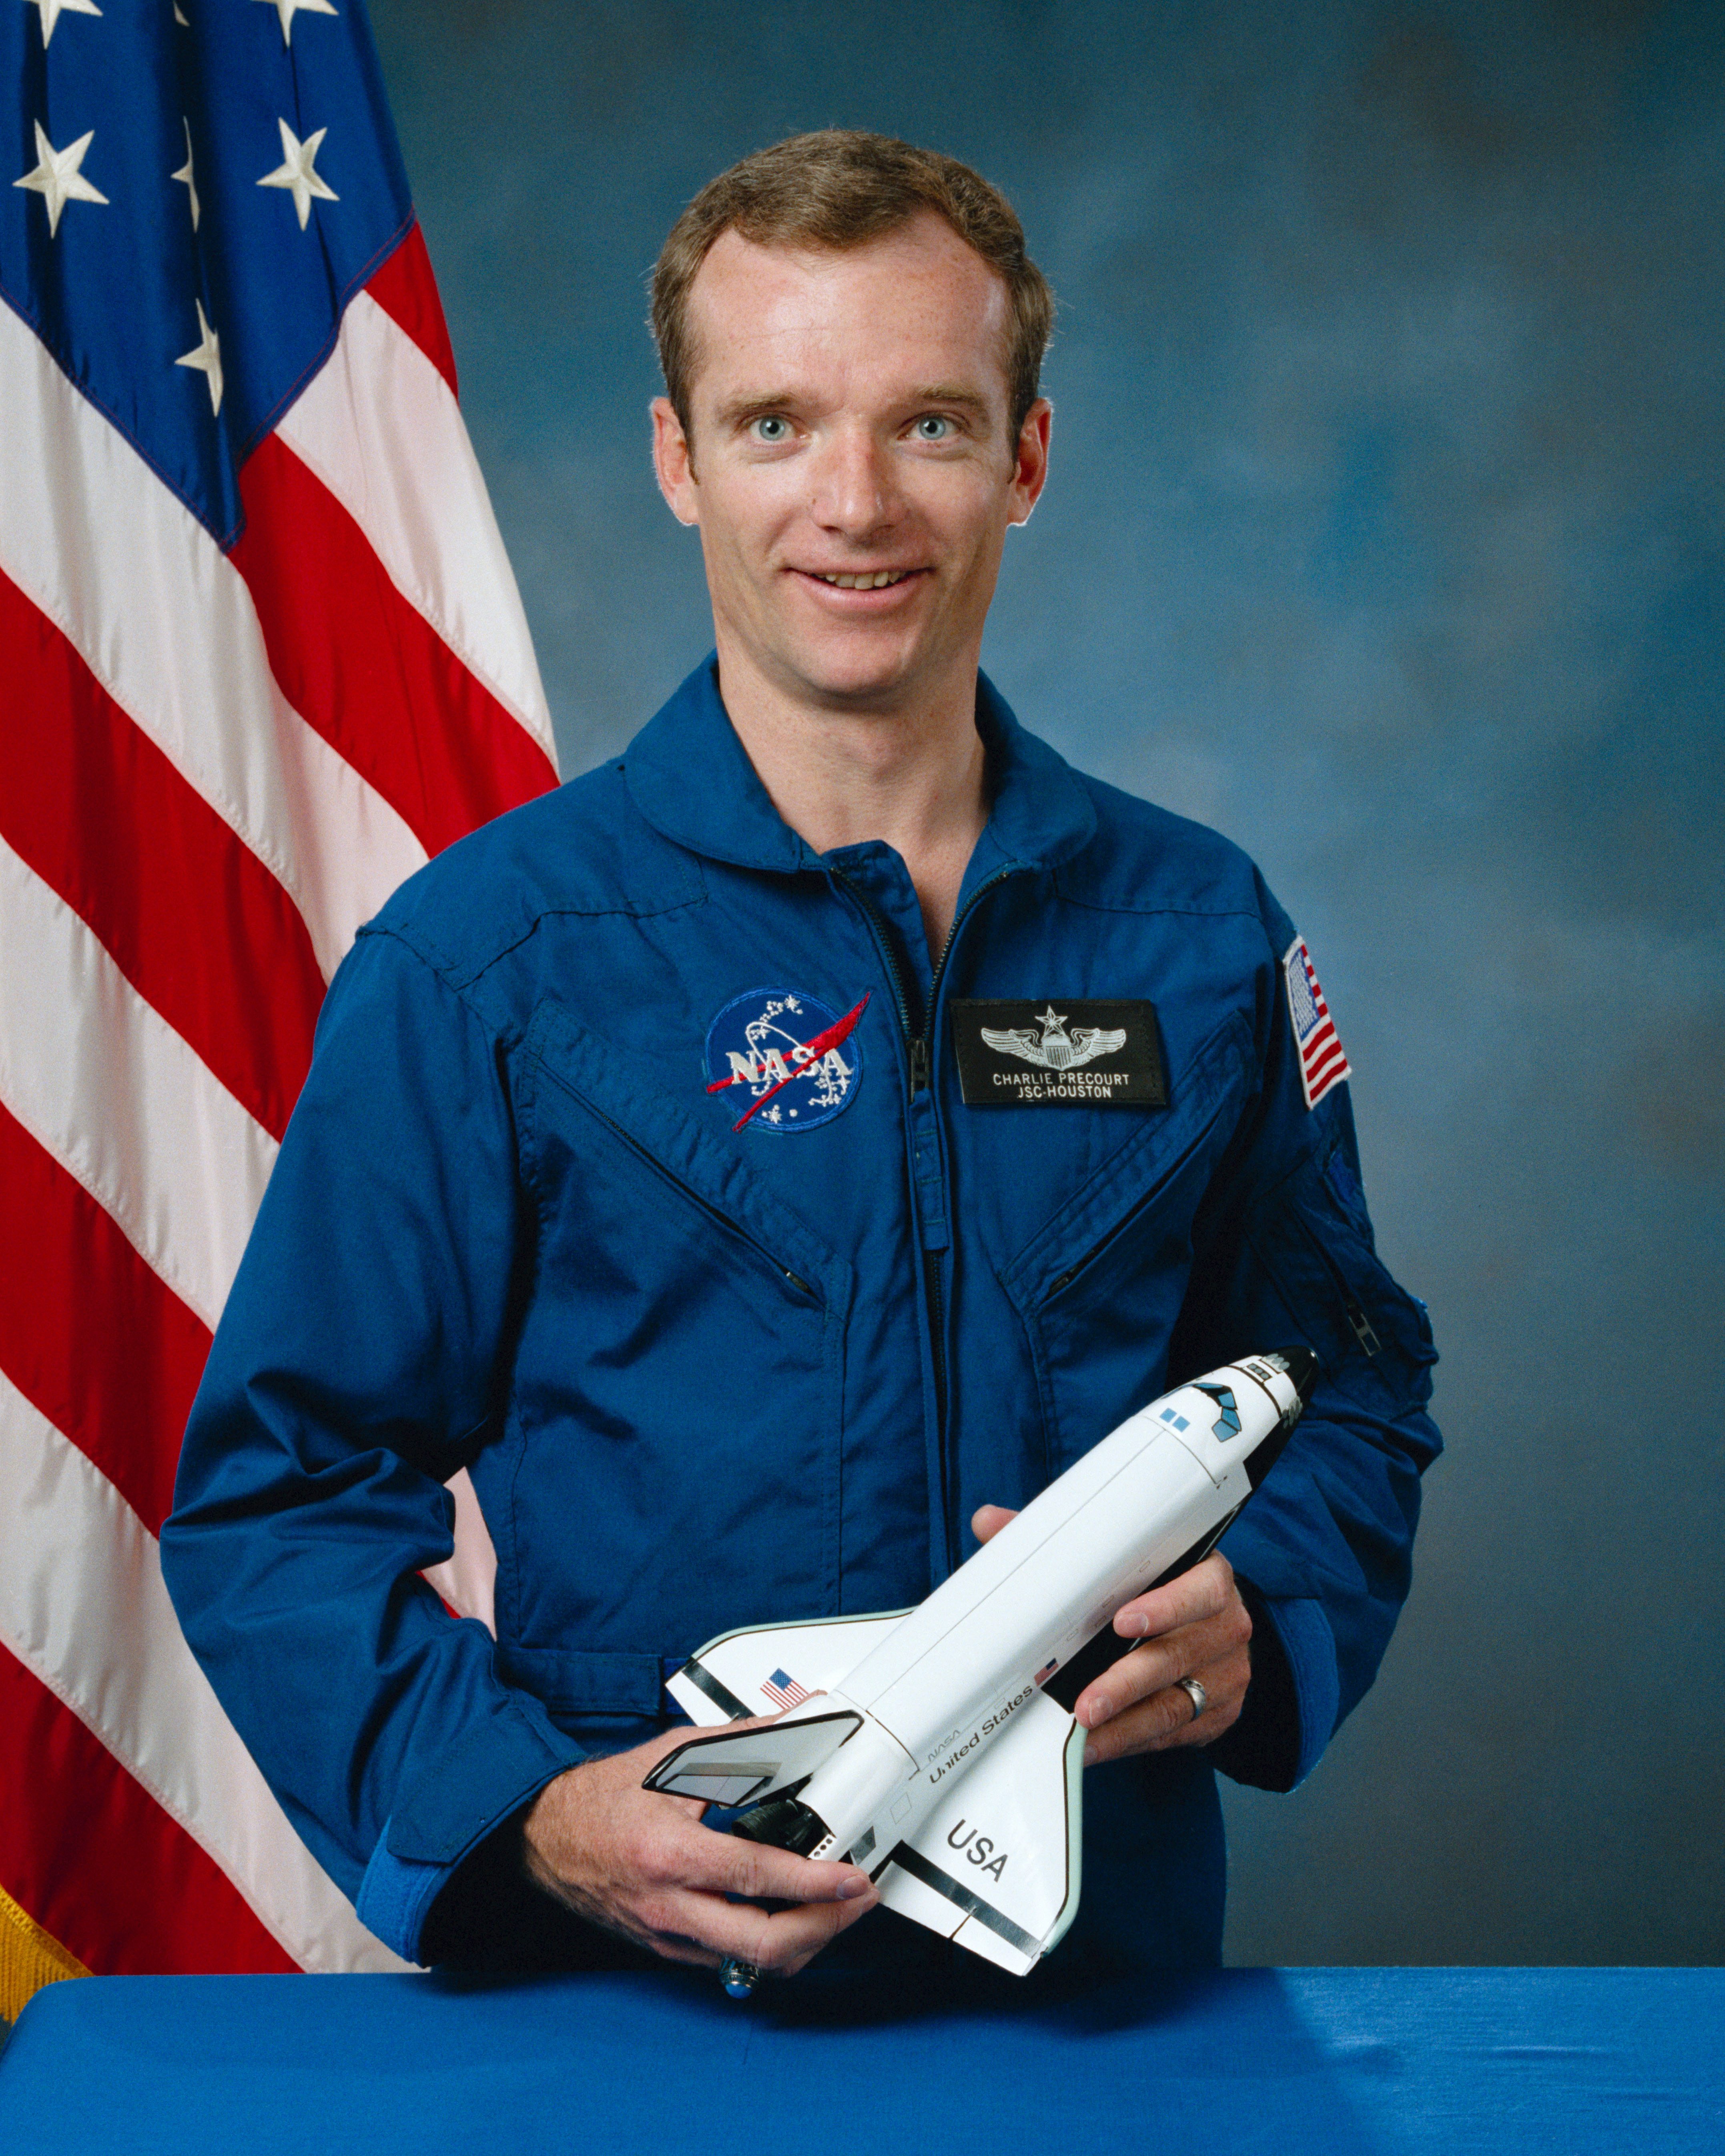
[
  {"left": 14, "top": 122, "right": 109, "bottom": 239},
  {"left": 172, "top": 120, "right": 200, "bottom": 231},
  {"left": 257, "top": 118, "right": 338, "bottom": 231},
  {"left": 28, "top": 0, "right": 103, "bottom": 48},
  {"left": 175, "top": 297, "right": 224, "bottom": 416},
  {"left": 255, "top": 0, "right": 336, "bottom": 44}
]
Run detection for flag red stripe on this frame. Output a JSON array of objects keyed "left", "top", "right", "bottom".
[
  {"left": 0, "top": 1105, "right": 209, "bottom": 1535},
  {"left": 364, "top": 221, "right": 459, "bottom": 397},
  {"left": 0, "top": 1644, "right": 296, "bottom": 1975},
  {"left": 231, "top": 434, "right": 558, "bottom": 859},
  {"left": 0, "top": 569, "right": 322, "bottom": 1141},
  {"left": 1305, "top": 1037, "right": 1347, "bottom": 1080}
]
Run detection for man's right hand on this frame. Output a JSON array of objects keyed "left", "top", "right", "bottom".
[{"left": 521, "top": 1722, "right": 878, "bottom": 1978}]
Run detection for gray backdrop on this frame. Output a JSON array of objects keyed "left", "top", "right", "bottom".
[{"left": 367, "top": 0, "right": 1724, "bottom": 1966}]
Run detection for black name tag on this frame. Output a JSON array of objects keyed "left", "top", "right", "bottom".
[{"left": 949, "top": 999, "right": 1167, "bottom": 1107}]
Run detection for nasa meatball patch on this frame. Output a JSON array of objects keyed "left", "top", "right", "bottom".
[
  {"left": 951, "top": 999, "right": 1167, "bottom": 1107},
  {"left": 704, "top": 987, "right": 867, "bottom": 1133},
  {"left": 1283, "top": 937, "right": 1351, "bottom": 1109}
]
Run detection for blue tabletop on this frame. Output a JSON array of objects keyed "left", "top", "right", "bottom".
[{"left": 2, "top": 1965, "right": 1720, "bottom": 2155}]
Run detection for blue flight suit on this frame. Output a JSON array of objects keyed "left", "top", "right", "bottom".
[{"left": 162, "top": 660, "right": 1440, "bottom": 1974}]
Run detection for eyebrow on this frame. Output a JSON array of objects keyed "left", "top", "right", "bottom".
[
  {"left": 909, "top": 384, "right": 994, "bottom": 419},
  {"left": 714, "top": 384, "right": 998, "bottom": 430},
  {"left": 716, "top": 393, "right": 802, "bottom": 429}
]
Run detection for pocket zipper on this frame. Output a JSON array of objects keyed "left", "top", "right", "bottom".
[
  {"left": 556, "top": 1084, "right": 823, "bottom": 1306},
  {"left": 1038, "top": 1079, "right": 1237, "bottom": 1307},
  {"left": 1290, "top": 1206, "right": 1381, "bottom": 1357}
]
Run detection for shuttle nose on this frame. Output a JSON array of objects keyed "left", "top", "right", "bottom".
[
  {"left": 1274, "top": 1345, "right": 1319, "bottom": 1406},
  {"left": 1243, "top": 1347, "right": 1320, "bottom": 1490}
]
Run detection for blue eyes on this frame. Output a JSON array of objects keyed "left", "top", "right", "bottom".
[{"left": 744, "top": 414, "right": 960, "bottom": 444}]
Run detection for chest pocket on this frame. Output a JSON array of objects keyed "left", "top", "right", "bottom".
[
  {"left": 503, "top": 1000, "right": 853, "bottom": 1728},
  {"left": 997, "top": 1013, "right": 1254, "bottom": 1476}
]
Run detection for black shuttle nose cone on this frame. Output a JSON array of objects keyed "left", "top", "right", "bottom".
[
  {"left": 1243, "top": 1347, "right": 1321, "bottom": 1492},
  {"left": 1275, "top": 1344, "right": 1320, "bottom": 1405}
]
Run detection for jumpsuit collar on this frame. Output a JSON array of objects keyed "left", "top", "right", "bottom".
[{"left": 624, "top": 655, "right": 1097, "bottom": 878}]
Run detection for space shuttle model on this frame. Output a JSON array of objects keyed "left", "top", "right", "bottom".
[{"left": 645, "top": 1347, "right": 1317, "bottom": 1977}]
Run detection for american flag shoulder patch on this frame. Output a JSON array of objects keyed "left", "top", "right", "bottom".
[
  {"left": 761, "top": 1669, "right": 810, "bottom": 1711},
  {"left": 1283, "top": 937, "right": 1352, "bottom": 1110}
]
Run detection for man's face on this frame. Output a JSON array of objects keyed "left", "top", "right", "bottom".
[{"left": 652, "top": 212, "right": 1050, "bottom": 719}]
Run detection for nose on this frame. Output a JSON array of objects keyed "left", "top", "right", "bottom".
[{"left": 808, "top": 422, "right": 901, "bottom": 541}]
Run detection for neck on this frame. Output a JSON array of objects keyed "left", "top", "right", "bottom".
[{"left": 715, "top": 648, "right": 989, "bottom": 957}]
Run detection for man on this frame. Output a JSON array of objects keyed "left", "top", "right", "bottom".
[{"left": 164, "top": 131, "right": 1439, "bottom": 1985}]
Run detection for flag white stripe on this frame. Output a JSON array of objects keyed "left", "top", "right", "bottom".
[
  {"left": 278, "top": 291, "right": 556, "bottom": 761},
  {"left": 422, "top": 1465, "right": 499, "bottom": 1636},
  {"left": 0, "top": 1368, "right": 410, "bottom": 1974},
  {"left": 0, "top": 836, "right": 275, "bottom": 1332},
  {"left": 0, "top": 303, "right": 426, "bottom": 981}
]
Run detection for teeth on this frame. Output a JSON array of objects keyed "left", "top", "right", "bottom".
[{"left": 818, "top": 570, "right": 909, "bottom": 589}]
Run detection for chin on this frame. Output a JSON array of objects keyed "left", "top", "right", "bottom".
[{"left": 794, "top": 634, "right": 940, "bottom": 706}]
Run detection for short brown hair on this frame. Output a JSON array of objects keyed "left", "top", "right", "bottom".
[{"left": 650, "top": 129, "right": 1055, "bottom": 442}]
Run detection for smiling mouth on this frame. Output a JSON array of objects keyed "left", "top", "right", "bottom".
[{"left": 807, "top": 568, "right": 918, "bottom": 590}]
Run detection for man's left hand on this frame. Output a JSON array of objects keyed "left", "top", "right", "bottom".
[{"left": 970, "top": 1507, "right": 1252, "bottom": 1766}]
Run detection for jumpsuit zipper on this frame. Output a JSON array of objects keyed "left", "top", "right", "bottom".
[{"left": 831, "top": 864, "right": 1019, "bottom": 1566}]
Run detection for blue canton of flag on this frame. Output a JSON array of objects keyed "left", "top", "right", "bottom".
[{"left": 4, "top": 0, "right": 412, "bottom": 544}]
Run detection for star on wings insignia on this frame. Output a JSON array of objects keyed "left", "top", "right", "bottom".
[{"left": 980, "top": 1004, "right": 1129, "bottom": 1072}]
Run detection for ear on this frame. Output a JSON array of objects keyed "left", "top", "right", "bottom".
[
  {"left": 1007, "top": 398, "right": 1053, "bottom": 528},
  {"left": 652, "top": 397, "right": 700, "bottom": 526}
]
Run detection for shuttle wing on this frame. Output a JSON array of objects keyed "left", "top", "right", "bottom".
[
  {"left": 642, "top": 1709, "right": 862, "bottom": 1809},
  {"left": 875, "top": 1689, "right": 1085, "bottom": 1975},
  {"left": 648, "top": 1609, "right": 911, "bottom": 1810},
  {"left": 666, "top": 1610, "right": 912, "bottom": 1728}
]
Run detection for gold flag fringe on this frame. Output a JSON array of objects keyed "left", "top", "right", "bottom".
[{"left": 0, "top": 1879, "right": 89, "bottom": 2028}]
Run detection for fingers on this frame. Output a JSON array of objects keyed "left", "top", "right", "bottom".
[
  {"left": 971, "top": 1503, "right": 1017, "bottom": 1545},
  {"left": 695, "top": 1873, "right": 878, "bottom": 1978},
  {"left": 624, "top": 1864, "right": 878, "bottom": 1977},
  {"left": 1078, "top": 1634, "right": 1250, "bottom": 1764},
  {"left": 687, "top": 1822, "right": 873, "bottom": 1908},
  {"left": 1111, "top": 1548, "right": 1237, "bottom": 1642},
  {"left": 521, "top": 1733, "right": 879, "bottom": 1978},
  {"left": 1074, "top": 1604, "right": 1247, "bottom": 1737},
  {"left": 1075, "top": 1554, "right": 1254, "bottom": 1765}
]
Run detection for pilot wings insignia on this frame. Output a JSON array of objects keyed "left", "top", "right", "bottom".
[{"left": 980, "top": 1005, "right": 1129, "bottom": 1072}]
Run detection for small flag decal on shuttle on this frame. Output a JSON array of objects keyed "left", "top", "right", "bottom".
[{"left": 762, "top": 1669, "right": 810, "bottom": 1710}]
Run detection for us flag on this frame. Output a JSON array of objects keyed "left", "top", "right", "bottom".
[
  {"left": 762, "top": 1670, "right": 812, "bottom": 1711},
  {"left": 1284, "top": 937, "right": 1352, "bottom": 1111},
  {"left": 0, "top": 0, "right": 555, "bottom": 2013}
]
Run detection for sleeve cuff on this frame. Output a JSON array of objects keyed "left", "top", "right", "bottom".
[
  {"left": 1267, "top": 1591, "right": 1340, "bottom": 1787},
  {"left": 356, "top": 1698, "right": 584, "bottom": 1962},
  {"left": 355, "top": 1838, "right": 454, "bottom": 1963},
  {"left": 1208, "top": 1586, "right": 1339, "bottom": 1793}
]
